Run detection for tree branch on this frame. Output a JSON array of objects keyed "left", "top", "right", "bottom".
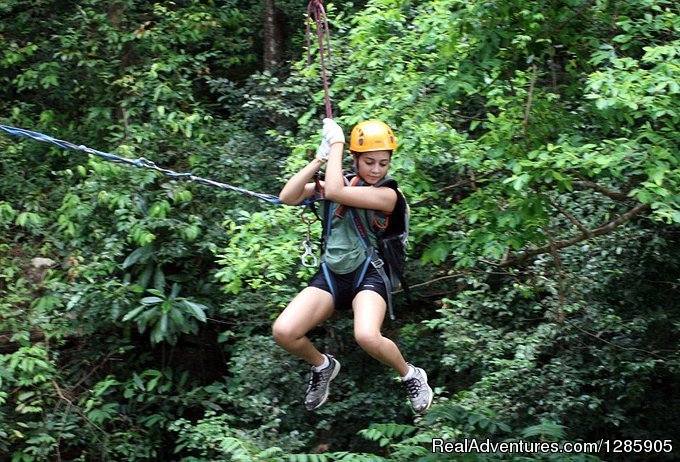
[
  {"left": 412, "top": 171, "right": 496, "bottom": 206},
  {"left": 545, "top": 227, "right": 566, "bottom": 324},
  {"left": 539, "top": 0, "right": 596, "bottom": 37},
  {"left": 393, "top": 273, "right": 466, "bottom": 293},
  {"left": 571, "top": 179, "right": 629, "bottom": 201},
  {"left": 522, "top": 64, "right": 538, "bottom": 139},
  {"left": 566, "top": 319, "right": 672, "bottom": 361},
  {"left": 500, "top": 203, "right": 651, "bottom": 267},
  {"left": 68, "top": 354, "right": 113, "bottom": 394},
  {"left": 547, "top": 196, "right": 591, "bottom": 237}
]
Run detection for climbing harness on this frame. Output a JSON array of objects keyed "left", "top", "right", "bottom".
[{"left": 300, "top": 208, "right": 319, "bottom": 268}]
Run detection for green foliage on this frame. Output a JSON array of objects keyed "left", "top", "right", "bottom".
[
  {"left": 171, "top": 413, "right": 291, "bottom": 462},
  {"left": 122, "top": 283, "right": 209, "bottom": 345},
  {"left": 215, "top": 208, "right": 310, "bottom": 297}
]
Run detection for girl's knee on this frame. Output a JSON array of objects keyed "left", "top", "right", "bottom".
[
  {"left": 272, "top": 319, "right": 296, "bottom": 346},
  {"left": 354, "top": 330, "right": 383, "bottom": 353}
]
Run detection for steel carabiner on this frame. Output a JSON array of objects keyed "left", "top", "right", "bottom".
[{"left": 299, "top": 208, "right": 319, "bottom": 268}]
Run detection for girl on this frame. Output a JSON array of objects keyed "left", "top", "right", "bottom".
[{"left": 273, "top": 118, "right": 432, "bottom": 414}]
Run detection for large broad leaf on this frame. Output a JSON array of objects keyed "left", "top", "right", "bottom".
[
  {"left": 122, "top": 305, "right": 146, "bottom": 322},
  {"left": 123, "top": 244, "right": 154, "bottom": 269},
  {"left": 183, "top": 300, "right": 208, "bottom": 323},
  {"left": 122, "top": 247, "right": 146, "bottom": 269},
  {"left": 521, "top": 421, "right": 567, "bottom": 440}
]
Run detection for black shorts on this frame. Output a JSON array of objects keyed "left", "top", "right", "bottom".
[{"left": 308, "top": 263, "right": 389, "bottom": 311}]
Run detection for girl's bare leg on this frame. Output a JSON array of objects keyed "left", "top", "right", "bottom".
[
  {"left": 352, "top": 290, "right": 409, "bottom": 376},
  {"left": 273, "top": 287, "right": 335, "bottom": 367}
]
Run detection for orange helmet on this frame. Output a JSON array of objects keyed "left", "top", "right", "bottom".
[{"left": 349, "top": 120, "right": 397, "bottom": 153}]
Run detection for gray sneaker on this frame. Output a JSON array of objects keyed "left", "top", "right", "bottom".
[
  {"left": 304, "top": 354, "right": 341, "bottom": 410},
  {"left": 403, "top": 365, "right": 433, "bottom": 414}
]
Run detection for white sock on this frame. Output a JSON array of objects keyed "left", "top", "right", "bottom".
[
  {"left": 401, "top": 365, "right": 416, "bottom": 381},
  {"left": 312, "top": 354, "right": 330, "bottom": 372}
]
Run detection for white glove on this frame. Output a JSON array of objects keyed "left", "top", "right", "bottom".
[
  {"left": 316, "top": 118, "right": 344, "bottom": 162},
  {"left": 316, "top": 139, "right": 331, "bottom": 162},
  {"left": 322, "top": 118, "right": 345, "bottom": 145}
]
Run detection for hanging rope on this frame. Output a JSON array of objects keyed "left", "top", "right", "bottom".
[
  {"left": 306, "top": 0, "right": 333, "bottom": 119},
  {"left": 0, "top": 124, "right": 306, "bottom": 205}
]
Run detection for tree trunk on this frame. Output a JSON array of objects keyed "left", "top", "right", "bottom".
[
  {"left": 108, "top": 1, "right": 131, "bottom": 137},
  {"left": 263, "top": 0, "right": 284, "bottom": 71}
]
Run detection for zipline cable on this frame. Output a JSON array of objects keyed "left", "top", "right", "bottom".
[{"left": 0, "top": 124, "right": 303, "bottom": 205}]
